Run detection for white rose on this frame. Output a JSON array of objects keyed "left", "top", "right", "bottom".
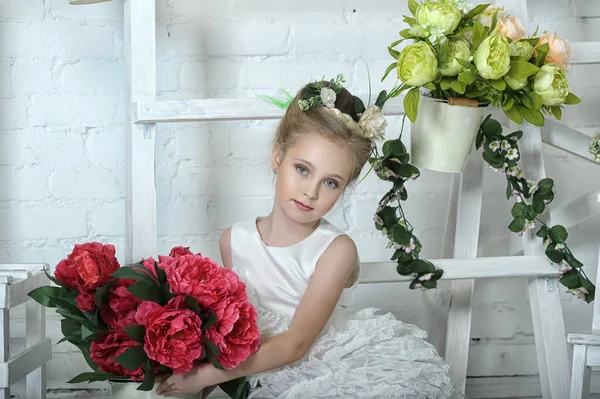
[
  {"left": 358, "top": 105, "right": 387, "bottom": 140},
  {"left": 320, "top": 87, "right": 337, "bottom": 108}
]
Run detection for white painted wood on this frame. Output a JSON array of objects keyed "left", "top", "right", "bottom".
[
  {"left": 479, "top": 190, "right": 600, "bottom": 257},
  {"left": 0, "top": 310, "right": 8, "bottom": 399},
  {"left": 5, "top": 272, "right": 48, "bottom": 309},
  {"left": 519, "top": 120, "right": 570, "bottom": 398},
  {"left": 26, "top": 300, "right": 46, "bottom": 399},
  {"left": 571, "top": 345, "right": 592, "bottom": 399},
  {"left": 542, "top": 119, "right": 600, "bottom": 164},
  {"left": 593, "top": 238, "right": 600, "bottom": 332},
  {"left": 571, "top": 42, "right": 600, "bottom": 64},
  {"left": 444, "top": 153, "right": 484, "bottom": 392},
  {"left": 359, "top": 256, "right": 558, "bottom": 284},
  {"left": 425, "top": 174, "right": 461, "bottom": 357},
  {"left": 586, "top": 346, "right": 600, "bottom": 367},
  {"left": 0, "top": 338, "right": 52, "bottom": 387},
  {"left": 124, "top": 0, "right": 158, "bottom": 263},
  {"left": 492, "top": 109, "right": 599, "bottom": 166},
  {"left": 569, "top": 333, "right": 600, "bottom": 346},
  {"left": 134, "top": 98, "right": 406, "bottom": 124}
]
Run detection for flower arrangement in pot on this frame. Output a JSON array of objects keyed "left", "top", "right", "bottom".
[
  {"left": 383, "top": 0, "right": 580, "bottom": 173},
  {"left": 28, "top": 243, "right": 260, "bottom": 399}
]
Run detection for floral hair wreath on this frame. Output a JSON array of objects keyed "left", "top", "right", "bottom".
[{"left": 260, "top": 74, "right": 390, "bottom": 142}]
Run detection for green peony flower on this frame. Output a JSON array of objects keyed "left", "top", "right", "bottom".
[
  {"left": 510, "top": 40, "right": 534, "bottom": 60},
  {"left": 533, "top": 63, "right": 569, "bottom": 106},
  {"left": 504, "top": 74, "right": 528, "bottom": 90},
  {"left": 475, "top": 34, "right": 511, "bottom": 80},
  {"left": 397, "top": 41, "right": 439, "bottom": 86},
  {"left": 416, "top": 1, "right": 462, "bottom": 35},
  {"left": 439, "top": 39, "right": 471, "bottom": 76}
]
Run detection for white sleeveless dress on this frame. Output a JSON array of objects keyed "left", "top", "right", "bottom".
[{"left": 230, "top": 218, "right": 465, "bottom": 399}]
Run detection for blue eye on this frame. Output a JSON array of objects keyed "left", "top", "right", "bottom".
[
  {"left": 325, "top": 180, "right": 339, "bottom": 189},
  {"left": 296, "top": 166, "right": 308, "bottom": 175}
]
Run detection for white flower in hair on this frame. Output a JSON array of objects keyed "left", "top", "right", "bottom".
[
  {"left": 320, "top": 87, "right": 337, "bottom": 108},
  {"left": 358, "top": 105, "right": 387, "bottom": 140}
]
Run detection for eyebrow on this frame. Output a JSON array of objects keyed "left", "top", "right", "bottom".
[{"left": 292, "top": 158, "right": 347, "bottom": 183}]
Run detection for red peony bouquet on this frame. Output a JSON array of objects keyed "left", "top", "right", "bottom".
[{"left": 28, "top": 242, "right": 260, "bottom": 398}]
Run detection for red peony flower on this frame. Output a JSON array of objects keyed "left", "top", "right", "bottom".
[
  {"left": 166, "top": 254, "right": 246, "bottom": 307},
  {"left": 54, "top": 242, "right": 120, "bottom": 312},
  {"left": 90, "top": 329, "right": 146, "bottom": 381},
  {"left": 205, "top": 298, "right": 260, "bottom": 369},
  {"left": 140, "top": 297, "right": 204, "bottom": 373},
  {"left": 101, "top": 305, "right": 137, "bottom": 330},
  {"left": 169, "top": 246, "right": 194, "bottom": 258}
]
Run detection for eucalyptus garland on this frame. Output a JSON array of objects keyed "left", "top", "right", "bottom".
[{"left": 371, "top": 114, "right": 596, "bottom": 302}]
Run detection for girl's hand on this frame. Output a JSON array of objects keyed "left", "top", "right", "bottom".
[{"left": 156, "top": 363, "right": 215, "bottom": 397}]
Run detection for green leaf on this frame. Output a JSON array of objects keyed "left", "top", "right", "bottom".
[
  {"left": 397, "top": 260, "right": 414, "bottom": 276},
  {"left": 559, "top": 271, "right": 581, "bottom": 289},
  {"left": 536, "top": 225, "right": 549, "bottom": 238},
  {"left": 375, "top": 90, "right": 388, "bottom": 109},
  {"left": 114, "top": 345, "right": 146, "bottom": 370},
  {"left": 123, "top": 325, "right": 146, "bottom": 344},
  {"left": 564, "top": 252, "right": 584, "bottom": 268},
  {"left": 67, "top": 372, "right": 119, "bottom": 384},
  {"left": 203, "top": 311, "right": 218, "bottom": 331},
  {"left": 408, "top": 0, "right": 419, "bottom": 17},
  {"left": 94, "top": 281, "right": 114, "bottom": 308},
  {"left": 127, "top": 281, "right": 165, "bottom": 302},
  {"left": 506, "top": 130, "right": 523, "bottom": 141},
  {"left": 532, "top": 194, "right": 546, "bottom": 214},
  {"left": 481, "top": 117, "right": 502, "bottom": 136},
  {"left": 534, "top": 43, "right": 550, "bottom": 66},
  {"left": 489, "top": 79, "right": 506, "bottom": 91},
  {"left": 81, "top": 325, "right": 97, "bottom": 341},
  {"left": 353, "top": 96, "right": 366, "bottom": 115},
  {"left": 391, "top": 224, "right": 412, "bottom": 246},
  {"left": 550, "top": 225, "right": 568, "bottom": 242},
  {"left": 551, "top": 106, "right": 562, "bottom": 120},
  {"left": 507, "top": 60, "right": 540, "bottom": 79},
  {"left": 564, "top": 92, "right": 581, "bottom": 105},
  {"left": 76, "top": 343, "right": 100, "bottom": 372},
  {"left": 508, "top": 216, "right": 526, "bottom": 233},
  {"left": 458, "top": 70, "right": 478, "bottom": 85},
  {"left": 545, "top": 246, "right": 564, "bottom": 263},
  {"left": 511, "top": 202, "right": 527, "bottom": 218},
  {"left": 450, "top": 80, "right": 466, "bottom": 94},
  {"left": 504, "top": 106, "right": 523, "bottom": 124},
  {"left": 506, "top": 181, "right": 513, "bottom": 199},
  {"left": 519, "top": 106, "right": 545, "bottom": 126},
  {"left": 472, "top": 21, "right": 487, "bottom": 50},
  {"left": 456, "top": 58, "right": 475, "bottom": 71},
  {"left": 219, "top": 378, "right": 251, "bottom": 399},
  {"left": 403, "top": 87, "right": 420, "bottom": 123},
  {"left": 389, "top": 38, "right": 404, "bottom": 48},
  {"left": 111, "top": 266, "right": 157, "bottom": 286},
  {"left": 464, "top": 3, "right": 491, "bottom": 20},
  {"left": 28, "top": 286, "right": 64, "bottom": 308},
  {"left": 410, "top": 259, "right": 435, "bottom": 274},
  {"left": 527, "top": 92, "right": 543, "bottom": 110},
  {"left": 138, "top": 360, "right": 155, "bottom": 391},
  {"left": 388, "top": 46, "right": 400, "bottom": 60},
  {"left": 61, "top": 318, "right": 82, "bottom": 342}
]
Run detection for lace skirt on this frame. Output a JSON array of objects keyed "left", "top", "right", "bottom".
[{"left": 247, "top": 307, "right": 466, "bottom": 399}]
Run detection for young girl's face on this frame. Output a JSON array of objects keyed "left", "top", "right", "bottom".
[{"left": 272, "top": 133, "right": 355, "bottom": 225}]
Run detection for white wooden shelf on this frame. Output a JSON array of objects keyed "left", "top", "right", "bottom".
[
  {"left": 0, "top": 264, "right": 51, "bottom": 399},
  {"left": 360, "top": 255, "right": 558, "bottom": 284},
  {"left": 571, "top": 41, "right": 600, "bottom": 65},
  {"left": 133, "top": 98, "right": 406, "bottom": 124}
]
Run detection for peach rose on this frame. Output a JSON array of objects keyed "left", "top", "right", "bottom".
[
  {"left": 494, "top": 16, "right": 526, "bottom": 41},
  {"left": 536, "top": 32, "right": 572, "bottom": 70}
]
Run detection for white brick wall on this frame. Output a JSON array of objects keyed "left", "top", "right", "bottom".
[{"left": 0, "top": 0, "right": 599, "bottom": 397}]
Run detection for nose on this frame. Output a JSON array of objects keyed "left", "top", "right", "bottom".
[{"left": 303, "top": 179, "right": 319, "bottom": 200}]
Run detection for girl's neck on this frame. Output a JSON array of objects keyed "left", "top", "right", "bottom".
[{"left": 257, "top": 207, "right": 321, "bottom": 247}]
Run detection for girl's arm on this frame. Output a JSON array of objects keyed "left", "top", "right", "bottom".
[{"left": 209, "top": 229, "right": 358, "bottom": 384}]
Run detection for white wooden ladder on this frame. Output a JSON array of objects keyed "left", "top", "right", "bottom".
[{"left": 122, "top": 0, "right": 600, "bottom": 397}]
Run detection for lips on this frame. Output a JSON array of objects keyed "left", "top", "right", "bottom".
[{"left": 293, "top": 200, "right": 313, "bottom": 212}]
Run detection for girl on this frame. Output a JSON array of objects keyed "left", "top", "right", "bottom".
[{"left": 157, "top": 77, "right": 464, "bottom": 398}]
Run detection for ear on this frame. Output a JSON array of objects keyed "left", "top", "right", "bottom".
[{"left": 271, "top": 144, "right": 284, "bottom": 173}]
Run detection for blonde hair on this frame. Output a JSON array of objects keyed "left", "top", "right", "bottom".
[{"left": 273, "top": 82, "right": 373, "bottom": 186}]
